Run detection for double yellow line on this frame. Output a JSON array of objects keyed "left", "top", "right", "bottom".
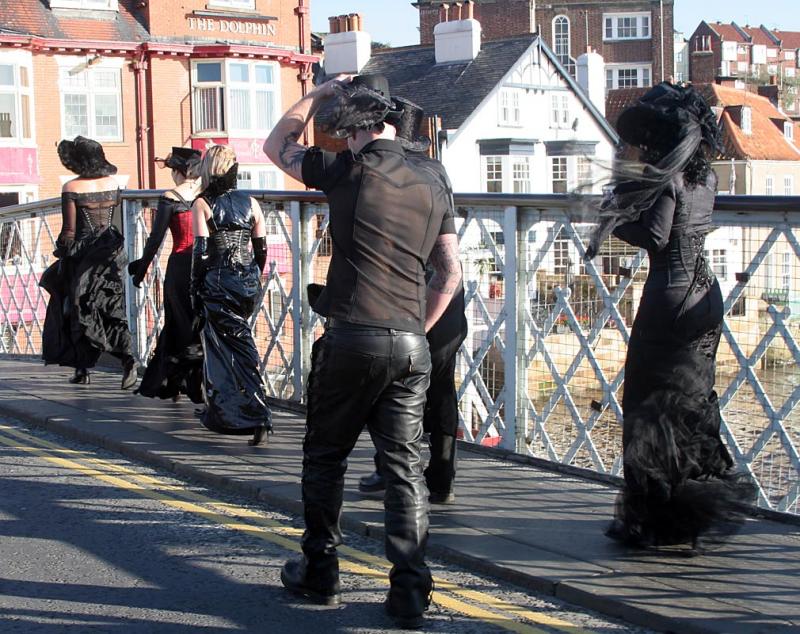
[{"left": 0, "top": 424, "right": 595, "bottom": 634}]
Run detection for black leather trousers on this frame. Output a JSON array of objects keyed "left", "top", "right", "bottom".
[
  {"left": 373, "top": 323, "right": 466, "bottom": 493},
  {"left": 302, "top": 321, "right": 433, "bottom": 608}
]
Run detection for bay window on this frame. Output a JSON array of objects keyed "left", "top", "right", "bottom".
[
  {"left": 237, "top": 165, "right": 283, "bottom": 192},
  {"left": 192, "top": 60, "right": 280, "bottom": 135},
  {"left": 0, "top": 53, "right": 34, "bottom": 144},
  {"left": 58, "top": 57, "right": 122, "bottom": 141}
]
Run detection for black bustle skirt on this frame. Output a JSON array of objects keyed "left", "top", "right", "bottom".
[
  {"left": 611, "top": 281, "right": 757, "bottom": 548},
  {"left": 136, "top": 251, "right": 204, "bottom": 403},
  {"left": 40, "top": 227, "right": 133, "bottom": 369},
  {"left": 198, "top": 262, "right": 272, "bottom": 436}
]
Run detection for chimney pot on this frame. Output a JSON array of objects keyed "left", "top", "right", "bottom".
[
  {"left": 464, "top": 1, "right": 474, "bottom": 20},
  {"left": 349, "top": 13, "right": 363, "bottom": 32},
  {"left": 337, "top": 15, "right": 349, "bottom": 33},
  {"left": 440, "top": 3, "right": 450, "bottom": 23},
  {"left": 328, "top": 16, "right": 338, "bottom": 34}
]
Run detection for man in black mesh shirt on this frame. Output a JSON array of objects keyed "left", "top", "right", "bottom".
[{"left": 264, "top": 75, "right": 462, "bottom": 628}]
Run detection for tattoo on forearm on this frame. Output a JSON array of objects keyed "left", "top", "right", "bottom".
[
  {"left": 279, "top": 131, "right": 306, "bottom": 172},
  {"left": 428, "top": 240, "right": 461, "bottom": 294}
]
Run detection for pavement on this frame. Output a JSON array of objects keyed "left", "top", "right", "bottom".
[{"left": 0, "top": 357, "right": 797, "bottom": 634}]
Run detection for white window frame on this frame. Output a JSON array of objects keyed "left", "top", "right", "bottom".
[
  {"left": 785, "top": 121, "right": 794, "bottom": 142},
  {"left": 551, "top": 156, "right": 568, "bottom": 193},
  {"left": 605, "top": 64, "right": 652, "bottom": 90},
  {"left": 0, "top": 50, "right": 35, "bottom": 146},
  {"left": 498, "top": 89, "right": 521, "bottom": 127},
  {"left": 785, "top": 176, "right": 794, "bottom": 196},
  {"left": 782, "top": 252, "right": 792, "bottom": 290},
  {"left": 603, "top": 12, "right": 651, "bottom": 41},
  {"left": 207, "top": 0, "right": 255, "bottom": 9},
  {"left": 577, "top": 157, "right": 592, "bottom": 189},
  {"left": 57, "top": 55, "right": 123, "bottom": 142},
  {"left": 191, "top": 59, "right": 281, "bottom": 136},
  {"left": 708, "top": 249, "right": 728, "bottom": 280},
  {"left": 766, "top": 175, "right": 774, "bottom": 195},
  {"left": 50, "top": 0, "right": 119, "bottom": 9},
  {"left": 552, "top": 15, "right": 571, "bottom": 66},
  {"left": 236, "top": 164, "right": 284, "bottom": 193},
  {"left": 511, "top": 156, "right": 531, "bottom": 194},
  {"left": 484, "top": 156, "right": 504, "bottom": 193},
  {"left": 550, "top": 93, "right": 570, "bottom": 128}
]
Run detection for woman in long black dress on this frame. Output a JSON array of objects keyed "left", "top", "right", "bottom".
[
  {"left": 128, "top": 147, "right": 203, "bottom": 402},
  {"left": 191, "top": 145, "right": 272, "bottom": 446},
  {"left": 585, "top": 83, "right": 756, "bottom": 549},
  {"left": 40, "top": 136, "right": 137, "bottom": 389}
]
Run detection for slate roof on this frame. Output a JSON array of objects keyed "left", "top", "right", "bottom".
[
  {"left": 606, "top": 84, "right": 800, "bottom": 162},
  {"left": 1, "top": 0, "right": 148, "bottom": 42},
  {"left": 740, "top": 25, "right": 775, "bottom": 46},
  {"left": 361, "top": 34, "right": 617, "bottom": 141},
  {"left": 362, "top": 35, "right": 536, "bottom": 130}
]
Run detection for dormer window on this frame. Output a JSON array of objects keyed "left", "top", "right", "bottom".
[
  {"left": 741, "top": 106, "right": 752, "bottom": 135},
  {"left": 785, "top": 121, "right": 795, "bottom": 142},
  {"left": 50, "top": 0, "right": 118, "bottom": 10}
]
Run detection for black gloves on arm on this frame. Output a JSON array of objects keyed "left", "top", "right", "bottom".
[
  {"left": 190, "top": 236, "right": 208, "bottom": 317},
  {"left": 252, "top": 235, "right": 268, "bottom": 275}
]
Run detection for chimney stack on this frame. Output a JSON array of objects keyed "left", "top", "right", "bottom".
[
  {"left": 324, "top": 13, "right": 371, "bottom": 75},
  {"left": 434, "top": 2, "right": 481, "bottom": 64},
  {"left": 576, "top": 48, "right": 606, "bottom": 116}
]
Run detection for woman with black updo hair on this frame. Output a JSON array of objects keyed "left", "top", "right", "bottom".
[{"left": 586, "top": 83, "right": 756, "bottom": 550}]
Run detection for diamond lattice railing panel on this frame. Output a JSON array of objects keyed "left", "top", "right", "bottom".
[{"left": 0, "top": 204, "right": 61, "bottom": 357}]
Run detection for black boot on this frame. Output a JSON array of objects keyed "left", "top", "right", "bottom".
[
  {"left": 121, "top": 356, "right": 138, "bottom": 390},
  {"left": 280, "top": 556, "right": 340, "bottom": 606},
  {"left": 385, "top": 580, "right": 432, "bottom": 630},
  {"left": 358, "top": 470, "right": 386, "bottom": 494},
  {"left": 69, "top": 368, "right": 90, "bottom": 385}
]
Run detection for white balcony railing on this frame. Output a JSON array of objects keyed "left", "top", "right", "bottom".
[{"left": 1, "top": 191, "right": 799, "bottom": 516}]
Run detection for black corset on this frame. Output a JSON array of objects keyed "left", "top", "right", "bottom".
[{"left": 209, "top": 229, "right": 252, "bottom": 266}]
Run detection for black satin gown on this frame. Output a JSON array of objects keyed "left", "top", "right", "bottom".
[
  {"left": 132, "top": 193, "right": 203, "bottom": 402},
  {"left": 198, "top": 189, "right": 272, "bottom": 437},
  {"left": 40, "top": 189, "right": 133, "bottom": 369},
  {"left": 610, "top": 171, "right": 756, "bottom": 548}
]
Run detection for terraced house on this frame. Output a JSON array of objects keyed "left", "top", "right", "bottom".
[{"left": 0, "top": 0, "right": 317, "bottom": 205}]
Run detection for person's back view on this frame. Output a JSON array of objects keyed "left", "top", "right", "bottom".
[{"left": 264, "top": 74, "right": 463, "bottom": 628}]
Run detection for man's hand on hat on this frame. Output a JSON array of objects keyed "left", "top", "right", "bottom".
[{"left": 315, "top": 74, "right": 353, "bottom": 98}]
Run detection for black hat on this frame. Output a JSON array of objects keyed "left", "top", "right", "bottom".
[
  {"left": 386, "top": 97, "right": 432, "bottom": 153},
  {"left": 156, "top": 146, "right": 202, "bottom": 175},
  {"left": 617, "top": 82, "right": 722, "bottom": 155},
  {"left": 57, "top": 136, "right": 117, "bottom": 178},
  {"left": 316, "top": 74, "right": 400, "bottom": 139}
]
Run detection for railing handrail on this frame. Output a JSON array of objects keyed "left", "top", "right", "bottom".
[{"left": 4, "top": 191, "right": 800, "bottom": 221}]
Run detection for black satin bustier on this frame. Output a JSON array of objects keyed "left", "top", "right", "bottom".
[{"left": 614, "top": 172, "right": 717, "bottom": 291}]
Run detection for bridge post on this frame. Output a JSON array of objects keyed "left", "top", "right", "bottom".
[
  {"left": 123, "top": 197, "right": 147, "bottom": 364},
  {"left": 290, "top": 200, "right": 305, "bottom": 402},
  {"left": 501, "top": 205, "right": 519, "bottom": 452}
]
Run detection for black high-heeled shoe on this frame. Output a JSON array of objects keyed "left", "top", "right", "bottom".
[
  {"left": 69, "top": 368, "right": 90, "bottom": 385},
  {"left": 121, "top": 356, "right": 138, "bottom": 390}
]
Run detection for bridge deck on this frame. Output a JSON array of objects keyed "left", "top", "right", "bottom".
[{"left": 0, "top": 358, "right": 797, "bottom": 634}]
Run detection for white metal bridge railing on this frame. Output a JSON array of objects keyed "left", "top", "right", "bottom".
[{"left": 0, "top": 190, "right": 799, "bottom": 516}]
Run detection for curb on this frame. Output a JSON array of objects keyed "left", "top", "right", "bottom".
[{"left": 0, "top": 397, "right": 787, "bottom": 634}]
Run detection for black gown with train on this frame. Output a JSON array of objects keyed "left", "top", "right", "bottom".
[
  {"left": 610, "top": 171, "right": 756, "bottom": 548},
  {"left": 40, "top": 189, "right": 133, "bottom": 369},
  {"left": 197, "top": 188, "right": 272, "bottom": 439},
  {"left": 131, "top": 192, "right": 203, "bottom": 402}
]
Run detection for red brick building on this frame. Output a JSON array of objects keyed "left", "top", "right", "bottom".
[
  {"left": 0, "top": 0, "right": 316, "bottom": 203},
  {"left": 688, "top": 21, "right": 800, "bottom": 114},
  {"left": 412, "top": 0, "right": 673, "bottom": 89}
]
